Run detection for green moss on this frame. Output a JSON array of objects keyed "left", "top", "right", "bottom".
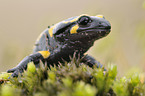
[{"left": 0, "top": 57, "right": 145, "bottom": 96}]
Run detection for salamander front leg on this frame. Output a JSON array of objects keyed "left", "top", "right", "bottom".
[
  {"left": 7, "top": 51, "right": 50, "bottom": 77},
  {"left": 81, "top": 55, "right": 103, "bottom": 68}
]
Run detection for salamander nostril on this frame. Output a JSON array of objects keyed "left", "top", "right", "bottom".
[
  {"left": 98, "top": 22, "right": 102, "bottom": 27},
  {"left": 97, "top": 22, "right": 111, "bottom": 29}
]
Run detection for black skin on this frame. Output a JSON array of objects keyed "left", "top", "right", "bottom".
[{"left": 7, "top": 15, "right": 111, "bottom": 77}]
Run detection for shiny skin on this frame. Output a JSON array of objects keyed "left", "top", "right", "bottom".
[{"left": 7, "top": 14, "right": 111, "bottom": 77}]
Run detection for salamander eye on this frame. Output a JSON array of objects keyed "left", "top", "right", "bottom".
[{"left": 77, "top": 16, "right": 91, "bottom": 25}]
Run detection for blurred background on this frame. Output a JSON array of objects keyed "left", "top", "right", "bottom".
[{"left": 0, "top": 0, "right": 145, "bottom": 76}]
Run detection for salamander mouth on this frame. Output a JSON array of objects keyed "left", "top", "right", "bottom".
[
  {"left": 94, "top": 28, "right": 111, "bottom": 36},
  {"left": 78, "top": 28, "right": 111, "bottom": 37}
]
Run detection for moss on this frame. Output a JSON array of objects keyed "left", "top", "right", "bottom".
[{"left": 0, "top": 57, "right": 145, "bottom": 96}]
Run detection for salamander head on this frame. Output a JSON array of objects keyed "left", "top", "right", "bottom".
[{"left": 48, "top": 14, "right": 111, "bottom": 44}]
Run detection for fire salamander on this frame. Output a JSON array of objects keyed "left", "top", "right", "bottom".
[{"left": 7, "top": 14, "right": 111, "bottom": 77}]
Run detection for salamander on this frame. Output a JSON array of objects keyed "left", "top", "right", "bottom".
[{"left": 7, "top": 14, "right": 111, "bottom": 77}]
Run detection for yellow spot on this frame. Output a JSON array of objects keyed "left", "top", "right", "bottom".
[
  {"left": 96, "top": 15, "right": 104, "bottom": 18},
  {"left": 48, "top": 26, "right": 54, "bottom": 37},
  {"left": 38, "top": 51, "right": 50, "bottom": 59},
  {"left": 70, "top": 25, "right": 79, "bottom": 34}
]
